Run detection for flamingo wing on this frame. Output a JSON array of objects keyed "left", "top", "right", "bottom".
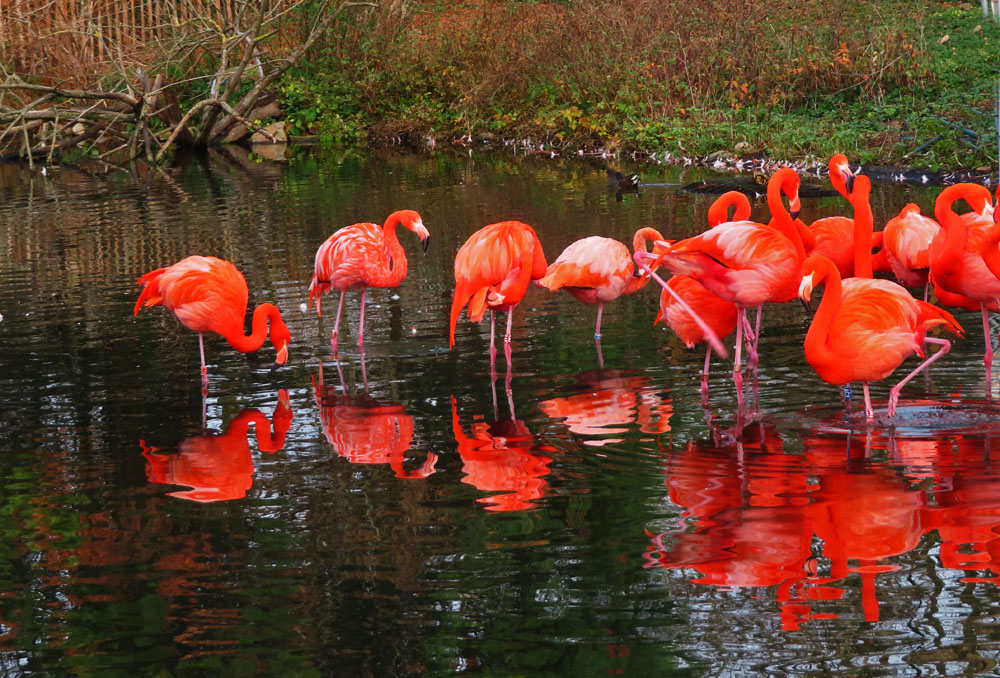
[
  {"left": 136, "top": 256, "right": 248, "bottom": 335},
  {"left": 884, "top": 205, "right": 938, "bottom": 272},
  {"left": 538, "top": 236, "right": 630, "bottom": 299},
  {"left": 309, "top": 223, "right": 389, "bottom": 305}
]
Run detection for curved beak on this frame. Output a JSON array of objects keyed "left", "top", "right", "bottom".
[
  {"left": 789, "top": 194, "right": 802, "bottom": 222},
  {"left": 422, "top": 234, "right": 430, "bottom": 252},
  {"left": 275, "top": 342, "right": 289, "bottom": 365},
  {"left": 844, "top": 172, "right": 856, "bottom": 195}
]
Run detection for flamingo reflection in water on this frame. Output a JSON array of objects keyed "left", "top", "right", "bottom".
[
  {"left": 313, "top": 360, "right": 437, "bottom": 479},
  {"left": 451, "top": 380, "right": 557, "bottom": 512},
  {"left": 646, "top": 424, "right": 943, "bottom": 629},
  {"left": 141, "top": 389, "right": 293, "bottom": 502},
  {"left": 539, "top": 370, "right": 672, "bottom": 446}
]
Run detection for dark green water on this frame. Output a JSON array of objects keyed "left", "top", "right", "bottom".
[{"left": 2, "top": 147, "right": 1000, "bottom": 676}]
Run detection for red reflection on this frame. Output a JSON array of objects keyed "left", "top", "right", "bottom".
[
  {"left": 539, "top": 370, "right": 672, "bottom": 445},
  {"left": 141, "top": 390, "right": 293, "bottom": 502},
  {"left": 451, "top": 386, "right": 558, "bottom": 512},
  {"left": 646, "top": 426, "right": 965, "bottom": 629},
  {"left": 313, "top": 363, "right": 437, "bottom": 479}
]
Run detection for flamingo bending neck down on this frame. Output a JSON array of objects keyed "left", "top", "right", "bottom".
[
  {"left": 708, "top": 191, "right": 752, "bottom": 227},
  {"left": 450, "top": 221, "right": 547, "bottom": 383},
  {"left": 134, "top": 255, "right": 290, "bottom": 384},
  {"left": 930, "top": 183, "right": 999, "bottom": 397},
  {"left": 536, "top": 227, "right": 665, "bottom": 355},
  {"left": 639, "top": 168, "right": 804, "bottom": 411},
  {"left": 309, "top": 209, "right": 429, "bottom": 355},
  {"left": 796, "top": 154, "right": 860, "bottom": 278},
  {"left": 799, "top": 254, "right": 962, "bottom": 418}
]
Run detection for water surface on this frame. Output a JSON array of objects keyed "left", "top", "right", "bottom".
[{"left": 1, "top": 147, "right": 999, "bottom": 676}]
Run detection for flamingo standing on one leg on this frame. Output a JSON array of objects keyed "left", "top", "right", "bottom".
[
  {"left": 536, "top": 227, "right": 666, "bottom": 365},
  {"left": 638, "top": 168, "right": 806, "bottom": 411},
  {"left": 450, "top": 221, "right": 547, "bottom": 382},
  {"left": 134, "top": 255, "right": 291, "bottom": 384},
  {"left": 309, "top": 209, "right": 430, "bottom": 355},
  {"left": 798, "top": 254, "right": 963, "bottom": 419},
  {"left": 930, "top": 183, "right": 999, "bottom": 398}
]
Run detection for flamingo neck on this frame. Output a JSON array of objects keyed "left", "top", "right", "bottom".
[
  {"left": 370, "top": 213, "right": 409, "bottom": 287},
  {"left": 804, "top": 258, "right": 841, "bottom": 369},
  {"left": 932, "top": 192, "right": 969, "bottom": 281},
  {"left": 225, "top": 303, "right": 280, "bottom": 354},
  {"left": 982, "top": 224, "right": 1000, "bottom": 279},
  {"left": 767, "top": 177, "right": 806, "bottom": 260},
  {"left": 707, "top": 192, "right": 751, "bottom": 226},
  {"left": 624, "top": 227, "right": 665, "bottom": 295},
  {"left": 850, "top": 180, "right": 874, "bottom": 279}
]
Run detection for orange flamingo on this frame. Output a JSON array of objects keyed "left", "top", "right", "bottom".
[
  {"left": 141, "top": 390, "right": 293, "bottom": 502},
  {"left": 134, "top": 255, "right": 290, "bottom": 383},
  {"left": 707, "top": 190, "right": 752, "bottom": 226},
  {"left": 449, "top": 221, "right": 547, "bottom": 379},
  {"left": 638, "top": 168, "right": 805, "bottom": 410},
  {"left": 798, "top": 253, "right": 962, "bottom": 418},
  {"left": 537, "top": 227, "right": 665, "bottom": 340},
  {"left": 930, "top": 183, "right": 998, "bottom": 395},
  {"left": 655, "top": 277, "right": 738, "bottom": 403},
  {"left": 798, "top": 154, "right": 858, "bottom": 278},
  {"left": 309, "top": 209, "right": 429, "bottom": 354}
]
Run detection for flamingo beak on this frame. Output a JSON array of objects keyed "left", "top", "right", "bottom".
[
  {"left": 275, "top": 343, "right": 289, "bottom": 365},
  {"left": 797, "top": 272, "right": 815, "bottom": 312},
  {"left": 422, "top": 235, "right": 430, "bottom": 252},
  {"left": 789, "top": 194, "right": 802, "bottom": 221}
]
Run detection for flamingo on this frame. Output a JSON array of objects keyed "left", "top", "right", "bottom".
[
  {"left": 930, "top": 183, "right": 999, "bottom": 396},
  {"left": 536, "top": 227, "right": 665, "bottom": 341},
  {"left": 798, "top": 254, "right": 963, "bottom": 419},
  {"left": 796, "top": 154, "right": 858, "bottom": 278},
  {"left": 449, "top": 221, "right": 547, "bottom": 380},
  {"left": 134, "top": 255, "right": 291, "bottom": 384},
  {"left": 655, "top": 276, "right": 739, "bottom": 403},
  {"left": 707, "top": 191, "right": 752, "bottom": 226},
  {"left": 309, "top": 209, "right": 430, "bottom": 354},
  {"left": 638, "top": 168, "right": 805, "bottom": 410},
  {"left": 879, "top": 203, "right": 940, "bottom": 298}
]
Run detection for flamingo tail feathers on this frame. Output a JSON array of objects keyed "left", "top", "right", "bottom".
[{"left": 133, "top": 267, "right": 167, "bottom": 315}]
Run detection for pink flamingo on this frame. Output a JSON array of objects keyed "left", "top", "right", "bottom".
[
  {"left": 879, "top": 203, "right": 941, "bottom": 298},
  {"left": 309, "top": 209, "right": 429, "bottom": 354},
  {"left": 536, "top": 227, "right": 665, "bottom": 341}
]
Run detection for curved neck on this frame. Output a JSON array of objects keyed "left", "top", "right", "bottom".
[
  {"left": 371, "top": 212, "right": 408, "bottom": 287},
  {"left": 625, "top": 227, "right": 665, "bottom": 295},
  {"left": 767, "top": 170, "right": 806, "bottom": 259},
  {"left": 933, "top": 186, "right": 975, "bottom": 276},
  {"left": 804, "top": 258, "right": 841, "bottom": 368},
  {"left": 225, "top": 303, "right": 279, "bottom": 354},
  {"left": 850, "top": 176, "right": 874, "bottom": 278},
  {"left": 708, "top": 191, "right": 751, "bottom": 226}
]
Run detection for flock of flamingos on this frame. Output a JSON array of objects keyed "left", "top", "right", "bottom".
[{"left": 133, "top": 153, "right": 1000, "bottom": 424}]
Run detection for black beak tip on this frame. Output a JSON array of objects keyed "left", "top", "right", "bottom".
[
  {"left": 632, "top": 266, "right": 644, "bottom": 278},
  {"left": 845, "top": 174, "right": 855, "bottom": 194},
  {"left": 789, "top": 209, "right": 800, "bottom": 221},
  {"left": 422, "top": 235, "right": 430, "bottom": 253},
  {"left": 800, "top": 298, "right": 812, "bottom": 314}
]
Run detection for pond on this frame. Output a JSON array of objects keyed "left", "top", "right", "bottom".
[{"left": 1, "top": 146, "right": 1000, "bottom": 676}]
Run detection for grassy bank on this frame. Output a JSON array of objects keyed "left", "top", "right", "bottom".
[{"left": 277, "top": 0, "right": 1000, "bottom": 169}]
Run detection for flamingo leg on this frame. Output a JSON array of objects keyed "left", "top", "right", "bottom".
[
  {"left": 733, "top": 308, "right": 745, "bottom": 413},
  {"left": 887, "top": 337, "right": 952, "bottom": 417},
  {"left": 745, "top": 304, "right": 762, "bottom": 372},
  {"left": 504, "top": 308, "right": 515, "bottom": 389},
  {"left": 331, "top": 290, "right": 346, "bottom": 355},
  {"left": 489, "top": 310, "right": 498, "bottom": 381},
  {"left": 595, "top": 336, "right": 604, "bottom": 369},
  {"left": 701, "top": 344, "right": 712, "bottom": 405},
  {"left": 357, "top": 287, "right": 367, "bottom": 351},
  {"left": 983, "top": 303, "right": 994, "bottom": 402},
  {"left": 595, "top": 303, "right": 604, "bottom": 339},
  {"left": 360, "top": 348, "right": 370, "bottom": 394},
  {"left": 199, "top": 332, "right": 208, "bottom": 386},
  {"left": 863, "top": 382, "right": 873, "bottom": 419}
]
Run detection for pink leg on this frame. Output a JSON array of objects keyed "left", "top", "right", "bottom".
[
  {"left": 595, "top": 303, "right": 604, "bottom": 339},
  {"left": 331, "top": 291, "right": 345, "bottom": 355},
  {"left": 733, "top": 308, "right": 745, "bottom": 413},
  {"left": 504, "top": 308, "right": 515, "bottom": 389},
  {"left": 863, "top": 382, "right": 873, "bottom": 419},
  {"left": 199, "top": 332, "right": 208, "bottom": 386},
  {"left": 489, "top": 310, "right": 498, "bottom": 381},
  {"left": 923, "top": 283, "right": 929, "bottom": 303},
  {"left": 360, "top": 348, "right": 370, "bottom": 394},
  {"left": 595, "top": 336, "right": 604, "bottom": 369},
  {"left": 983, "top": 303, "right": 994, "bottom": 402},
  {"left": 701, "top": 344, "right": 712, "bottom": 405},
  {"left": 357, "top": 287, "right": 367, "bottom": 351},
  {"left": 888, "top": 337, "right": 952, "bottom": 416},
  {"left": 748, "top": 304, "right": 763, "bottom": 372}
]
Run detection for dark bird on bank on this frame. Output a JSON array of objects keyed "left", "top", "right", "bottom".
[{"left": 607, "top": 169, "right": 640, "bottom": 201}]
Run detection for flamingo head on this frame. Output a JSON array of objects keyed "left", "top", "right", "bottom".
[
  {"left": 934, "top": 183, "right": 993, "bottom": 228},
  {"left": 829, "top": 153, "right": 855, "bottom": 195},
  {"left": 396, "top": 209, "right": 430, "bottom": 252},
  {"left": 270, "top": 316, "right": 291, "bottom": 365},
  {"left": 769, "top": 168, "right": 801, "bottom": 219}
]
